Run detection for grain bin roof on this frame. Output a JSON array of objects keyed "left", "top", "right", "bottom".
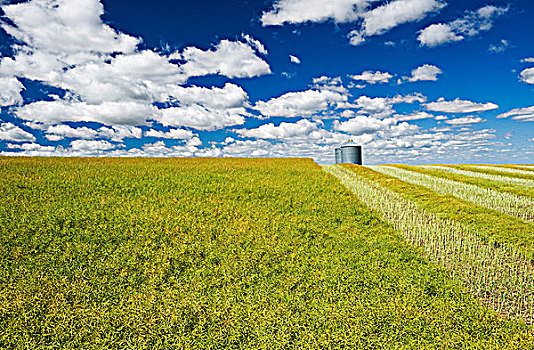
[{"left": 340, "top": 140, "right": 359, "bottom": 148}]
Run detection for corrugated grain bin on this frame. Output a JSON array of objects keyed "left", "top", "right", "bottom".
[
  {"left": 336, "top": 141, "right": 362, "bottom": 165},
  {"left": 335, "top": 148, "right": 341, "bottom": 164}
]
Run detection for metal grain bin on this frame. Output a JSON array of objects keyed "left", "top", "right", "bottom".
[
  {"left": 335, "top": 148, "right": 341, "bottom": 163},
  {"left": 336, "top": 141, "right": 362, "bottom": 165}
]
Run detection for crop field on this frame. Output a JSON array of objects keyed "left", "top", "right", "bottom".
[{"left": 1, "top": 158, "right": 534, "bottom": 349}]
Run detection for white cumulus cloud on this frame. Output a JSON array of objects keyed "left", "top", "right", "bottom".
[
  {"left": 290, "top": 55, "right": 301, "bottom": 64},
  {"left": 144, "top": 128, "right": 195, "bottom": 139},
  {"left": 418, "top": 5, "right": 508, "bottom": 47},
  {"left": 173, "top": 39, "right": 271, "bottom": 79},
  {"left": 426, "top": 98, "right": 498, "bottom": 113},
  {"left": 156, "top": 105, "right": 246, "bottom": 130},
  {"left": 0, "top": 0, "right": 266, "bottom": 134},
  {"left": 444, "top": 116, "right": 486, "bottom": 125},
  {"left": 235, "top": 119, "right": 319, "bottom": 139},
  {"left": 403, "top": 64, "right": 442, "bottom": 82},
  {"left": 349, "top": 94, "right": 426, "bottom": 117},
  {"left": 417, "top": 24, "right": 463, "bottom": 47},
  {"left": 0, "top": 0, "right": 140, "bottom": 58},
  {"left": 260, "top": 0, "right": 371, "bottom": 26},
  {"left": 70, "top": 139, "right": 117, "bottom": 152},
  {"left": 520, "top": 68, "right": 534, "bottom": 84},
  {"left": 0, "top": 122, "right": 36, "bottom": 142},
  {"left": 253, "top": 89, "right": 348, "bottom": 118},
  {"left": 333, "top": 115, "right": 395, "bottom": 135},
  {"left": 14, "top": 100, "right": 156, "bottom": 125},
  {"left": 44, "top": 124, "right": 143, "bottom": 141},
  {"left": 0, "top": 76, "right": 24, "bottom": 106},
  {"left": 349, "top": 0, "right": 445, "bottom": 45},
  {"left": 350, "top": 71, "right": 393, "bottom": 84}
]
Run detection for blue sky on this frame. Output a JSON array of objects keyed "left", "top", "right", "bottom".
[{"left": 0, "top": 0, "right": 533, "bottom": 164}]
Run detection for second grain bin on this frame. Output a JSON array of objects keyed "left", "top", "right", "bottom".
[{"left": 334, "top": 140, "right": 362, "bottom": 165}]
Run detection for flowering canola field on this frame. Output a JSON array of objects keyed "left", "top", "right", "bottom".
[{"left": 1, "top": 157, "right": 533, "bottom": 349}]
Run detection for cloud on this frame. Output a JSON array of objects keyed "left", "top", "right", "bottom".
[
  {"left": 488, "top": 39, "right": 509, "bottom": 53},
  {"left": 45, "top": 124, "right": 143, "bottom": 141},
  {"left": 95, "top": 125, "right": 143, "bottom": 141},
  {"left": 417, "top": 24, "right": 463, "bottom": 47},
  {"left": 0, "top": 122, "right": 36, "bottom": 142},
  {"left": 173, "top": 39, "right": 271, "bottom": 79},
  {"left": 496, "top": 106, "right": 534, "bottom": 122},
  {"left": 165, "top": 83, "right": 249, "bottom": 110},
  {"left": 235, "top": 119, "right": 320, "bottom": 139},
  {"left": 144, "top": 128, "right": 195, "bottom": 139},
  {"left": 520, "top": 68, "right": 534, "bottom": 84},
  {"left": 156, "top": 105, "right": 246, "bottom": 130},
  {"left": 444, "top": 116, "right": 486, "bottom": 125},
  {"left": 394, "top": 111, "right": 436, "bottom": 121},
  {"left": 0, "top": 76, "right": 24, "bottom": 106},
  {"left": 45, "top": 125, "right": 98, "bottom": 140},
  {"left": 253, "top": 89, "right": 347, "bottom": 118},
  {"left": 242, "top": 34, "right": 268, "bottom": 55},
  {"left": 13, "top": 87, "right": 249, "bottom": 131},
  {"left": 49, "top": 50, "right": 186, "bottom": 104},
  {"left": 70, "top": 139, "right": 117, "bottom": 152},
  {"left": 6, "top": 142, "right": 55, "bottom": 153},
  {"left": 14, "top": 100, "right": 156, "bottom": 125},
  {"left": 348, "top": 94, "right": 426, "bottom": 117},
  {"left": 0, "top": 0, "right": 140, "bottom": 58},
  {"left": 0, "top": 0, "right": 265, "bottom": 134},
  {"left": 349, "top": 71, "right": 393, "bottom": 84},
  {"left": 361, "top": 0, "right": 445, "bottom": 36},
  {"left": 141, "top": 138, "right": 207, "bottom": 156},
  {"left": 333, "top": 115, "right": 395, "bottom": 135},
  {"left": 352, "top": 96, "right": 395, "bottom": 116},
  {"left": 521, "top": 58, "right": 534, "bottom": 63},
  {"left": 402, "top": 64, "right": 442, "bottom": 82},
  {"left": 261, "top": 0, "right": 444, "bottom": 46},
  {"left": 418, "top": 5, "right": 508, "bottom": 47},
  {"left": 312, "top": 76, "right": 348, "bottom": 94},
  {"left": 290, "top": 55, "right": 301, "bottom": 64},
  {"left": 426, "top": 98, "right": 498, "bottom": 113},
  {"left": 260, "top": 0, "right": 370, "bottom": 26},
  {"left": 349, "top": 0, "right": 446, "bottom": 45}
]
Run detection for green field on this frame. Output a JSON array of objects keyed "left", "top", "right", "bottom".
[{"left": 1, "top": 157, "right": 533, "bottom": 349}]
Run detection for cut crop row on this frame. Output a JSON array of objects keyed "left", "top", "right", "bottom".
[
  {"left": 425, "top": 165, "right": 534, "bottom": 189},
  {"left": 339, "top": 164, "right": 534, "bottom": 259},
  {"left": 392, "top": 164, "right": 534, "bottom": 201},
  {"left": 370, "top": 165, "right": 534, "bottom": 223},
  {"left": 325, "top": 165, "right": 534, "bottom": 325},
  {"left": 469, "top": 165, "right": 534, "bottom": 178}
]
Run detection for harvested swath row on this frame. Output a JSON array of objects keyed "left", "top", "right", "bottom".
[
  {"left": 426, "top": 165, "right": 534, "bottom": 189},
  {"left": 340, "top": 164, "right": 534, "bottom": 260},
  {"left": 324, "top": 165, "right": 534, "bottom": 325},
  {"left": 450, "top": 165, "right": 534, "bottom": 183},
  {"left": 4, "top": 158, "right": 533, "bottom": 348},
  {"left": 470, "top": 165, "right": 534, "bottom": 178},
  {"left": 370, "top": 165, "right": 534, "bottom": 223},
  {"left": 482, "top": 164, "right": 534, "bottom": 172},
  {"left": 398, "top": 164, "right": 534, "bottom": 202}
]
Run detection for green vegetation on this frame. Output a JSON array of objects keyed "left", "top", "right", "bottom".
[
  {"left": 341, "top": 164, "right": 534, "bottom": 257},
  {"left": 1, "top": 157, "right": 532, "bottom": 349}
]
